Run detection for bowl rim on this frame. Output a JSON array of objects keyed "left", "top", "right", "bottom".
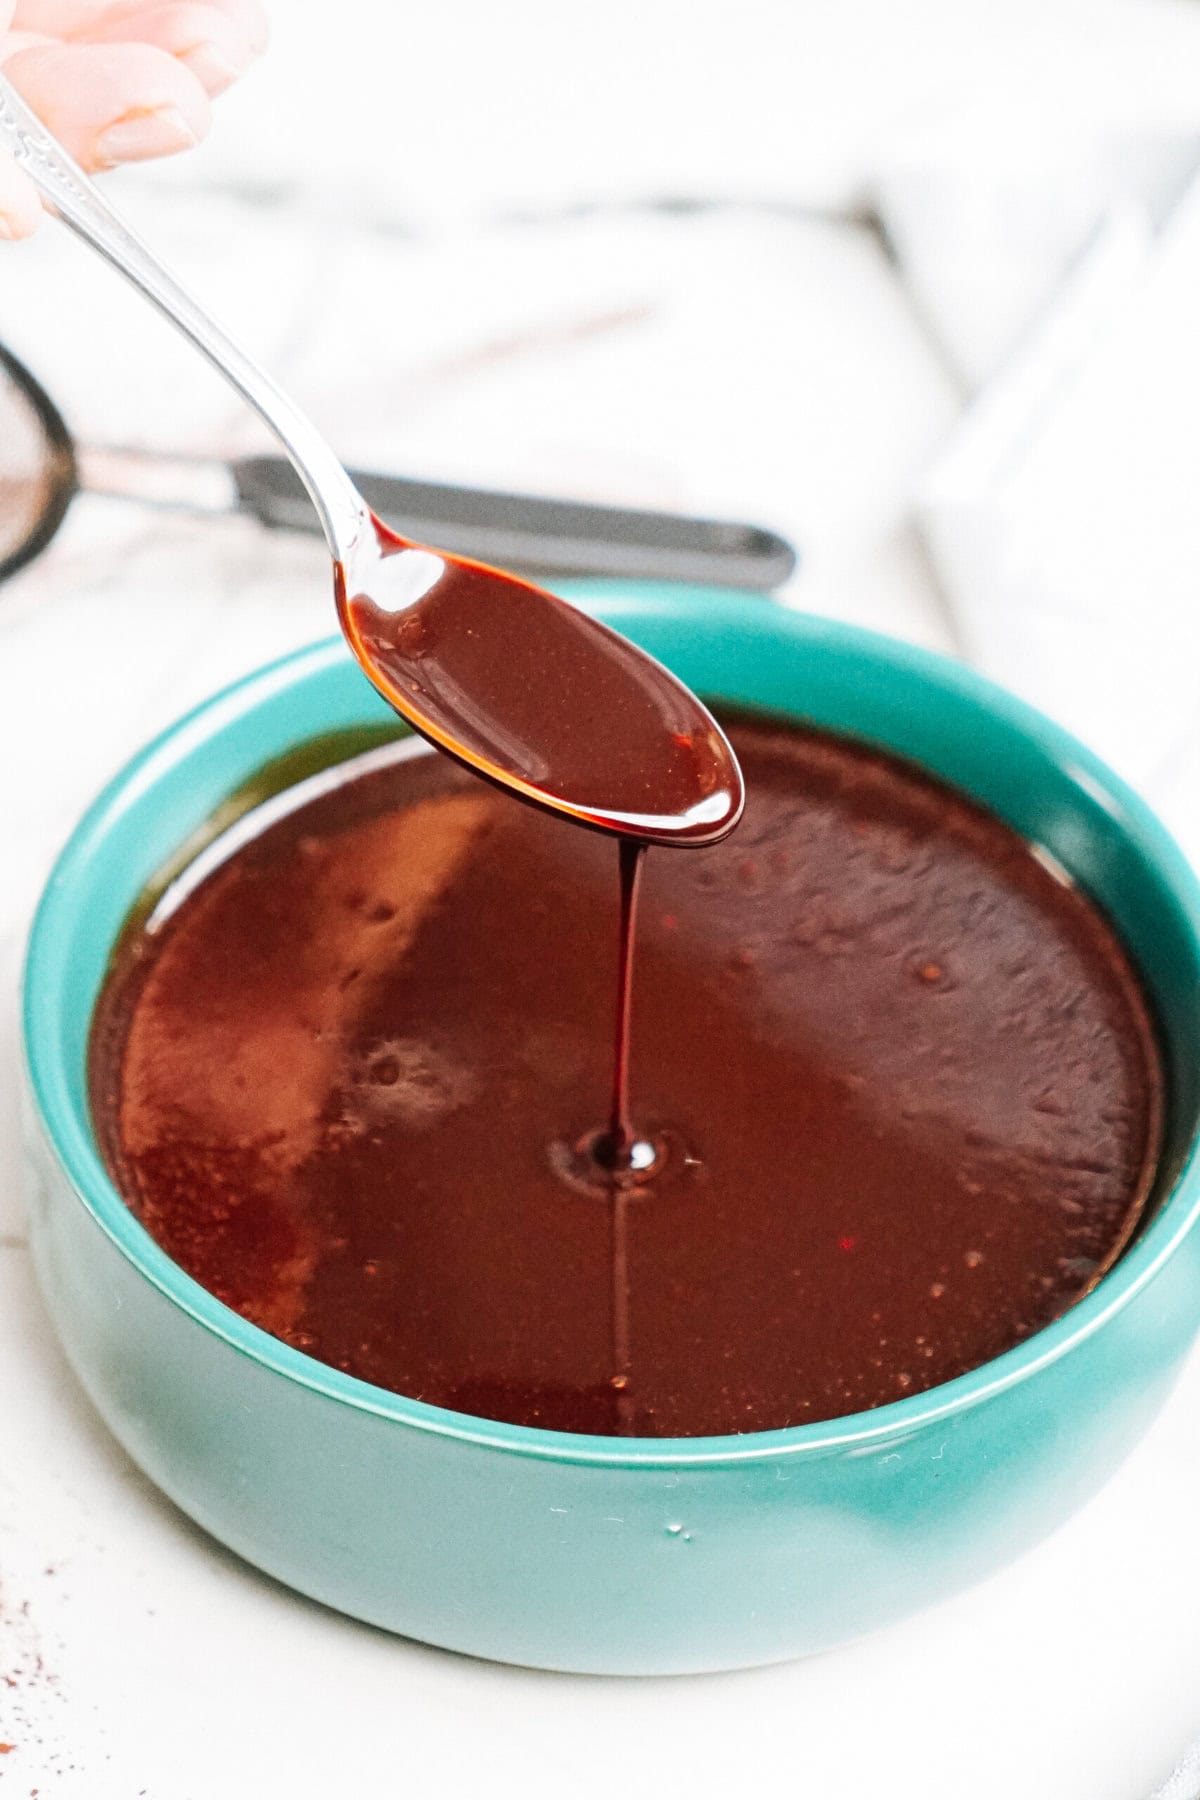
[{"left": 22, "top": 592, "right": 1200, "bottom": 1468}]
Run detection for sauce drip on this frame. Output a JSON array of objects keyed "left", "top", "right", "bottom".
[{"left": 602, "top": 840, "right": 646, "bottom": 1169}]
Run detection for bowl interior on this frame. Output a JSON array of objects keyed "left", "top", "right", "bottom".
[{"left": 23, "top": 586, "right": 1200, "bottom": 1457}]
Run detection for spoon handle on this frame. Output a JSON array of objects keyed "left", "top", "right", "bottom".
[{"left": 0, "top": 75, "right": 364, "bottom": 560}]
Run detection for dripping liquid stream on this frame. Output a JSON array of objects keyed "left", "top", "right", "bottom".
[
  {"left": 604, "top": 839, "right": 645, "bottom": 1432},
  {"left": 605, "top": 839, "right": 646, "bottom": 1167}
]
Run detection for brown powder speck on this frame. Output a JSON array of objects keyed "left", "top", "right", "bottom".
[{"left": 0, "top": 1572, "right": 74, "bottom": 1773}]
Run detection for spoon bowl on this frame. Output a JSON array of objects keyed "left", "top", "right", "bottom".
[{"left": 339, "top": 516, "right": 743, "bottom": 842}]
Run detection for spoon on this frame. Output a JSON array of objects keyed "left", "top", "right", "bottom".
[{"left": 0, "top": 79, "right": 744, "bottom": 848}]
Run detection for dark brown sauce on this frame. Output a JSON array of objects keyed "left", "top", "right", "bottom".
[
  {"left": 89, "top": 715, "right": 1163, "bottom": 1437},
  {"left": 338, "top": 524, "right": 743, "bottom": 846}
]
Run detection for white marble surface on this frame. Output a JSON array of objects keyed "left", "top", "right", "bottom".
[{"left": 2, "top": 3, "right": 1200, "bottom": 1794}]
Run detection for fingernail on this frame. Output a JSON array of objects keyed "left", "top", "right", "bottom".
[
  {"left": 181, "top": 43, "right": 248, "bottom": 96},
  {"left": 93, "top": 105, "right": 198, "bottom": 169}
]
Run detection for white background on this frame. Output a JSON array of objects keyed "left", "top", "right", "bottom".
[{"left": 3, "top": 2, "right": 1200, "bottom": 1794}]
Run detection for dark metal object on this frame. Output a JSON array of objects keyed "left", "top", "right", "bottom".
[
  {"left": 0, "top": 340, "right": 797, "bottom": 594},
  {"left": 0, "top": 342, "right": 77, "bottom": 585},
  {"left": 233, "top": 456, "right": 796, "bottom": 589}
]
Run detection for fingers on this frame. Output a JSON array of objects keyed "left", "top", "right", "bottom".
[
  {"left": 10, "top": 1, "right": 269, "bottom": 88},
  {"left": 0, "top": 0, "right": 264, "bottom": 238},
  {"left": 13, "top": 0, "right": 268, "bottom": 56},
  {"left": 0, "top": 149, "right": 43, "bottom": 236},
  {"left": 3, "top": 40, "right": 212, "bottom": 168},
  {"left": 73, "top": 1, "right": 264, "bottom": 96}
]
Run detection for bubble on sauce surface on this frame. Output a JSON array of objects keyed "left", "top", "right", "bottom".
[{"left": 347, "top": 1037, "right": 477, "bottom": 1128}]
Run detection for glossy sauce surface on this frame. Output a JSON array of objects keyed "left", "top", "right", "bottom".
[
  {"left": 339, "top": 531, "right": 743, "bottom": 844},
  {"left": 89, "top": 717, "right": 1163, "bottom": 1437}
]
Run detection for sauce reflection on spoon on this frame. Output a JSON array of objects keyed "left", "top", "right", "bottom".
[{"left": 337, "top": 515, "right": 745, "bottom": 847}]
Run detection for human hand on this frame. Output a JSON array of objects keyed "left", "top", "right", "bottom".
[{"left": 0, "top": 0, "right": 267, "bottom": 237}]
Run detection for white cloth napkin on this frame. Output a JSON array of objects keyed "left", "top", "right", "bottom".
[
  {"left": 1153, "top": 1736, "right": 1200, "bottom": 1800},
  {"left": 877, "top": 114, "right": 1200, "bottom": 865}
]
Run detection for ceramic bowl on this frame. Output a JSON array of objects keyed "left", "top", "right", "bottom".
[{"left": 21, "top": 585, "right": 1200, "bottom": 1674}]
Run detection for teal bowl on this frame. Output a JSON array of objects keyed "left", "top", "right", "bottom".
[{"left": 20, "top": 586, "right": 1200, "bottom": 1675}]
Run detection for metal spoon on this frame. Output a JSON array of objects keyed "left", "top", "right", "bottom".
[{"left": 0, "top": 78, "right": 743, "bottom": 848}]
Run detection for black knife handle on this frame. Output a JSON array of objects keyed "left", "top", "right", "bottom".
[{"left": 232, "top": 455, "right": 796, "bottom": 592}]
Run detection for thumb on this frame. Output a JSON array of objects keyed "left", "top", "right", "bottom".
[
  {"left": 0, "top": 39, "right": 213, "bottom": 236},
  {"left": 0, "top": 19, "right": 45, "bottom": 234},
  {"left": 0, "top": 146, "right": 41, "bottom": 237}
]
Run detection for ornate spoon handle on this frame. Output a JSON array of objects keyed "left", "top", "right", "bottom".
[{"left": 0, "top": 74, "right": 366, "bottom": 561}]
